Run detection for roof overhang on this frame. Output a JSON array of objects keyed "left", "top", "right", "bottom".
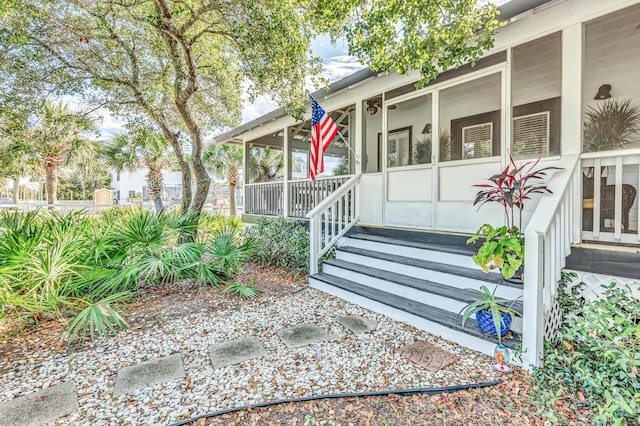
[{"left": 214, "top": 0, "right": 553, "bottom": 144}]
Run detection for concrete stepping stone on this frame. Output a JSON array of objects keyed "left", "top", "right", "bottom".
[
  {"left": 0, "top": 381, "right": 78, "bottom": 426},
  {"left": 209, "top": 337, "right": 266, "bottom": 369},
  {"left": 277, "top": 323, "right": 331, "bottom": 348},
  {"left": 336, "top": 315, "right": 378, "bottom": 333},
  {"left": 114, "top": 353, "right": 185, "bottom": 396}
]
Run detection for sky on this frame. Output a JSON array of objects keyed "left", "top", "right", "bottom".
[{"left": 86, "top": 36, "right": 364, "bottom": 139}]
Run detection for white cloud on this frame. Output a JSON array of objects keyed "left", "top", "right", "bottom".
[
  {"left": 320, "top": 55, "right": 366, "bottom": 84},
  {"left": 240, "top": 54, "right": 365, "bottom": 124}
]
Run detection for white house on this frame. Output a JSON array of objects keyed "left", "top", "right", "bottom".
[
  {"left": 216, "top": 0, "right": 640, "bottom": 368},
  {"left": 110, "top": 169, "right": 183, "bottom": 203}
]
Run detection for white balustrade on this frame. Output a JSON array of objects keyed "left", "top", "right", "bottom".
[
  {"left": 306, "top": 174, "right": 360, "bottom": 274},
  {"left": 523, "top": 154, "right": 580, "bottom": 368}
]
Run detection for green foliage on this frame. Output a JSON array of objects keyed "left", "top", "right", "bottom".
[
  {"left": 244, "top": 217, "right": 310, "bottom": 274},
  {"left": 532, "top": 281, "right": 640, "bottom": 425},
  {"left": 62, "top": 292, "right": 132, "bottom": 343},
  {"left": 583, "top": 98, "right": 640, "bottom": 153},
  {"left": 458, "top": 285, "right": 521, "bottom": 345},
  {"left": 467, "top": 224, "right": 524, "bottom": 280},
  {"left": 0, "top": 209, "right": 252, "bottom": 343},
  {"left": 227, "top": 279, "right": 261, "bottom": 299},
  {"left": 413, "top": 137, "right": 431, "bottom": 165},
  {"left": 313, "top": 0, "right": 501, "bottom": 86}
]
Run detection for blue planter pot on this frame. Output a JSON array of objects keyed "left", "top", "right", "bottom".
[{"left": 476, "top": 310, "right": 512, "bottom": 337}]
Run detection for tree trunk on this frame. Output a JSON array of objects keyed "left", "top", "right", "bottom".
[
  {"left": 228, "top": 182, "right": 237, "bottom": 217},
  {"left": 153, "top": 1, "right": 210, "bottom": 229},
  {"left": 146, "top": 166, "right": 165, "bottom": 215},
  {"left": 80, "top": 176, "right": 86, "bottom": 199},
  {"left": 12, "top": 177, "right": 19, "bottom": 205},
  {"left": 45, "top": 163, "right": 58, "bottom": 205}
]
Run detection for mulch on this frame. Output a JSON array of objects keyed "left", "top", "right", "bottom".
[
  {"left": 1, "top": 263, "right": 556, "bottom": 425},
  {"left": 190, "top": 369, "right": 541, "bottom": 425}
]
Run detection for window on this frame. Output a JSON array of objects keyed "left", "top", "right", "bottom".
[
  {"left": 462, "top": 123, "right": 493, "bottom": 159},
  {"left": 380, "top": 126, "right": 412, "bottom": 168},
  {"left": 512, "top": 97, "right": 560, "bottom": 158},
  {"left": 512, "top": 112, "right": 549, "bottom": 158}
]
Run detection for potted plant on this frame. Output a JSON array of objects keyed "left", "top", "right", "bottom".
[
  {"left": 583, "top": 98, "right": 640, "bottom": 153},
  {"left": 459, "top": 285, "right": 521, "bottom": 345},
  {"left": 467, "top": 153, "right": 559, "bottom": 281}
]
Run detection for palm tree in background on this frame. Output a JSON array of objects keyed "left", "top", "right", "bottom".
[
  {"left": 0, "top": 114, "right": 43, "bottom": 204},
  {"left": 67, "top": 139, "right": 109, "bottom": 199},
  {"left": 203, "top": 142, "right": 242, "bottom": 216},
  {"left": 104, "top": 128, "right": 173, "bottom": 213},
  {"left": 29, "top": 102, "right": 97, "bottom": 205},
  {"left": 248, "top": 147, "right": 284, "bottom": 183}
]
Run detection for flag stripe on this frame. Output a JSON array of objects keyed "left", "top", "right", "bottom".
[{"left": 310, "top": 96, "right": 339, "bottom": 181}]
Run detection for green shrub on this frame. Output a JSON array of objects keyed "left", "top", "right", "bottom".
[
  {"left": 532, "top": 280, "right": 640, "bottom": 425},
  {"left": 244, "top": 217, "right": 310, "bottom": 274},
  {"left": 0, "top": 209, "right": 252, "bottom": 343}
]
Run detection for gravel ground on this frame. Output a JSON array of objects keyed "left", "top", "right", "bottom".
[{"left": 1, "top": 269, "right": 503, "bottom": 425}]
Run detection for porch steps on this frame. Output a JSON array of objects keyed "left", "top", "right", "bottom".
[
  {"left": 309, "top": 226, "right": 524, "bottom": 358},
  {"left": 565, "top": 244, "right": 640, "bottom": 279}
]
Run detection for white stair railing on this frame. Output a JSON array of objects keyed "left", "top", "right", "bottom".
[
  {"left": 306, "top": 174, "right": 361, "bottom": 274},
  {"left": 522, "top": 154, "right": 580, "bottom": 368}
]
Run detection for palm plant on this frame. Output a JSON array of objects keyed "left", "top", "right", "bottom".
[
  {"left": 0, "top": 117, "right": 42, "bottom": 204},
  {"left": 28, "top": 102, "right": 98, "bottom": 205},
  {"left": 104, "top": 129, "right": 174, "bottom": 213},
  {"left": 248, "top": 147, "right": 284, "bottom": 183},
  {"left": 66, "top": 139, "right": 109, "bottom": 199},
  {"left": 203, "top": 143, "right": 242, "bottom": 216},
  {"left": 0, "top": 208, "right": 253, "bottom": 343},
  {"left": 583, "top": 98, "right": 640, "bottom": 153}
]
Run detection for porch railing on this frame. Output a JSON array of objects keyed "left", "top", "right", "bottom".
[
  {"left": 522, "top": 154, "right": 580, "bottom": 368},
  {"left": 307, "top": 174, "right": 361, "bottom": 274},
  {"left": 581, "top": 150, "right": 640, "bottom": 242},
  {"left": 245, "top": 182, "right": 284, "bottom": 216},
  {"left": 288, "top": 176, "right": 351, "bottom": 218}
]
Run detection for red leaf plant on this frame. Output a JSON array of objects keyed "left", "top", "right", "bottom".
[{"left": 473, "top": 152, "right": 560, "bottom": 236}]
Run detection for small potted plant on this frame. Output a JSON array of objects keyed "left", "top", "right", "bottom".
[
  {"left": 459, "top": 285, "right": 521, "bottom": 345},
  {"left": 468, "top": 153, "right": 559, "bottom": 282}
]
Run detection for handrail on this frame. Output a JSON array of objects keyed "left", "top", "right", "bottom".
[
  {"left": 306, "top": 174, "right": 361, "bottom": 274},
  {"left": 307, "top": 174, "right": 360, "bottom": 218},
  {"left": 522, "top": 154, "right": 580, "bottom": 368}
]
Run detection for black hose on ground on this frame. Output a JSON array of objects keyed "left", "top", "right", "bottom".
[{"left": 168, "top": 380, "right": 504, "bottom": 426}]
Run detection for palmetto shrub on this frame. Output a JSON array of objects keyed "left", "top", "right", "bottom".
[{"left": 0, "top": 208, "right": 251, "bottom": 343}]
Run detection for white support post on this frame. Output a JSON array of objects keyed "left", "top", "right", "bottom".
[
  {"left": 562, "top": 24, "right": 584, "bottom": 242},
  {"left": 614, "top": 156, "right": 623, "bottom": 239},
  {"left": 283, "top": 128, "right": 290, "bottom": 218},
  {"left": 354, "top": 102, "right": 363, "bottom": 175},
  {"left": 523, "top": 232, "right": 545, "bottom": 369},
  {"left": 309, "top": 215, "right": 320, "bottom": 275}
]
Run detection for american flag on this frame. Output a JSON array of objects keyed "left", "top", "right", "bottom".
[{"left": 310, "top": 96, "right": 338, "bottom": 181}]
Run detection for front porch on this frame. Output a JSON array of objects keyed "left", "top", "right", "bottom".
[{"left": 216, "top": 1, "right": 640, "bottom": 367}]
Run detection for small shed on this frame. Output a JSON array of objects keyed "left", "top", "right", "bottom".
[{"left": 94, "top": 189, "right": 114, "bottom": 206}]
